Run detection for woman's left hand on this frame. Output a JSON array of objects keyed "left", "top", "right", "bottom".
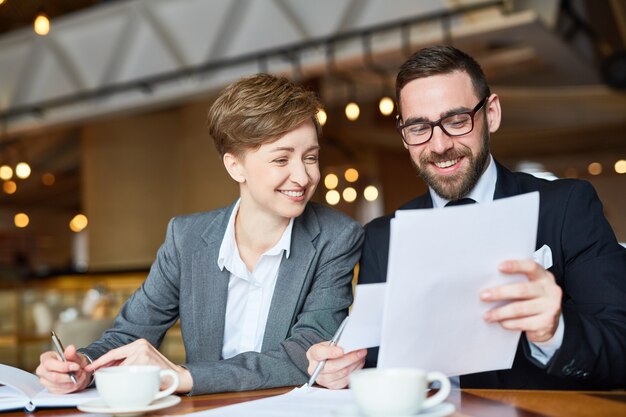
[{"left": 84, "top": 338, "right": 193, "bottom": 393}]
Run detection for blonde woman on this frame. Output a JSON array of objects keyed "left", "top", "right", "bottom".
[{"left": 37, "top": 74, "right": 363, "bottom": 395}]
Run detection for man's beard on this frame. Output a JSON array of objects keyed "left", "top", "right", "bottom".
[{"left": 412, "top": 128, "right": 490, "bottom": 201}]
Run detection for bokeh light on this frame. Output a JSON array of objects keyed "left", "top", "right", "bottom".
[
  {"left": 379, "top": 96, "right": 395, "bottom": 116},
  {"left": 324, "top": 173, "right": 338, "bottom": 189},
  {"left": 3, "top": 180, "right": 17, "bottom": 194},
  {"left": 342, "top": 187, "right": 357, "bottom": 203},
  {"left": 364, "top": 185, "right": 379, "bottom": 201},
  {"left": 344, "top": 168, "right": 359, "bottom": 183},
  {"left": 325, "top": 190, "right": 340, "bottom": 205},
  {"left": 34, "top": 13, "right": 50, "bottom": 36},
  {"left": 587, "top": 162, "right": 602, "bottom": 176},
  {"left": 0, "top": 165, "right": 13, "bottom": 180},
  {"left": 317, "top": 109, "right": 327, "bottom": 127},
  {"left": 14, "top": 213, "right": 29, "bottom": 228},
  {"left": 70, "top": 214, "right": 89, "bottom": 232},
  {"left": 15, "top": 162, "right": 31, "bottom": 179},
  {"left": 42, "top": 172, "right": 56, "bottom": 186},
  {"left": 345, "top": 102, "right": 360, "bottom": 121}
]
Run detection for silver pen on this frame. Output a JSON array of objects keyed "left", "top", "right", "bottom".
[
  {"left": 307, "top": 316, "right": 349, "bottom": 387},
  {"left": 51, "top": 331, "right": 78, "bottom": 384}
]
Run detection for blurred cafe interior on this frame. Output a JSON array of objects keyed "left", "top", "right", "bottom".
[{"left": 0, "top": 0, "right": 624, "bottom": 371}]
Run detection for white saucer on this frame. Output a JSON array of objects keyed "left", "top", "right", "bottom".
[
  {"left": 78, "top": 395, "right": 181, "bottom": 416},
  {"left": 332, "top": 402, "right": 455, "bottom": 417}
]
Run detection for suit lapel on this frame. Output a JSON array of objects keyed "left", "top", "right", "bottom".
[
  {"left": 192, "top": 204, "right": 234, "bottom": 361},
  {"left": 493, "top": 160, "right": 522, "bottom": 200},
  {"left": 400, "top": 193, "right": 433, "bottom": 211},
  {"left": 261, "top": 206, "right": 319, "bottom": 351}
]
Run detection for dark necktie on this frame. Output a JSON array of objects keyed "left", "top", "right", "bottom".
[{"left": 445, "top": 198, "right": 476, "bottom": 207}]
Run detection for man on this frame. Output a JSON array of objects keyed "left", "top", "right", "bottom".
[{"left": 306, "top": 45, "right": 626, "bottom": 390}]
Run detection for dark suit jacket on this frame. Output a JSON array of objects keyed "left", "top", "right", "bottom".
[
  {"left": 359, "top": 160, "right": 626, "bottom": 389},
  {"left": 82, "top": 201, "right": 363, "bottom": 394}
]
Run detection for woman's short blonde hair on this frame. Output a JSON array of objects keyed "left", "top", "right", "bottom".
[{"left": 207, "top": 73, "right": 322, "bottom": 157}]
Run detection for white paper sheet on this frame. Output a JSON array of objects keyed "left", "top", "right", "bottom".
[
  {"left": 178, "top": 386, "right": 355, "bottom": 417},
  {"left": 339, "top": 283, "right": 386, "bottom": 353},
  {"left": 378, "top": 192, "right": 539, "bottom": 376}
]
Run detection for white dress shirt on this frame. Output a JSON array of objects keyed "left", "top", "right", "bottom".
[
  {"left": 217, "top": 199, "right": 294, "bottom": 359},
  {"left": 429, "top": 155, "right": 564, "bottom": 386}
]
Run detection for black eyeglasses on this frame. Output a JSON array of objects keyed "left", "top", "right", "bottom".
[{"left": 396, "top": 97, "right": 488, "bottom": 146}]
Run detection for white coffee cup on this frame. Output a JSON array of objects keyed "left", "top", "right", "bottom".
[
  {"left": 95, "top": 365, "right": 179, "bottom": 408},
  {"left": 349, "top": 368, "right": 450, "bottom": 417}
]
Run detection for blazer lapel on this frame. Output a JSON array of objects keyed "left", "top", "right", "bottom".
[
  {"left": 493, "top": 160, "right": 522, "bottom": 200},
  {"left": 261, "top": 207, "right": 319, "bottom": 351},
  {"left": 192, "top": 204, "right": 234, "bottom": 361},
  {"left": 400, "top": 193, "right": 433, "bottom": 211}
]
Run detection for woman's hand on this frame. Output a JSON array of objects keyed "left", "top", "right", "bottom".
[
  {"left": 306, "top": 342, "right": 366, "bottom": 389},
  {"left": 85, "top": 339, "right": 193, "bottom": 393},
  {"left": 36, "top": 345, "right": 92, "bottom": 394}
]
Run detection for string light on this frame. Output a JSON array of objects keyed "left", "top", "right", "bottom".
[
  {"left": 0, "top": 165, "right": 13, "bottom": 180},
  {"left": 42, "top": 172, "right": 56, "bottom": 185},
  {"left": 587, "top": 162, "right": 602, "bottom": 175},
  {"left": 15, "top": 162, "right": 31, "bottom": 179},
  {"left": 324, "top": 167, "right": 380, "bottom": 205},
  {"left": 342, "top": 187, "right": 357, "bottom": 203},
  {"left": 344, "top": 168, "right": 359, "bottom": 183},
  {"left": 325, "top": 190, "right": 340, "bottom": 205},
  {"left": 345, "top": 102, "right": 360, "bottom": 121},
  {"left": 615, "top": 160, "right": 626, "bottom": 174},
  {"left": 317, "top": 109, "right": 328, "bottom": 127},
  {"left": 34, "top": 11, "right": 50, "bottom": 36},
  {"left": 364, "top": 185, "right": 379, "bottom": 202},
  {"left": 3, "top": 181, "right": 17, "bottom": 194},
  {"left": 379, "top": 96, "right": 395, "bottom": 116},
  {"left": 70, "top": 214, "right": 89, "bottom": 232},
  {"left": 324, "top": 173, "right": 338, "bottom": 189},
  {"left": 14, "top": 213, "right": 29, "bottom": 228}
]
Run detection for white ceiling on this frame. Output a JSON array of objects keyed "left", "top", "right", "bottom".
[
  {"left": 3, "top": 0, "right": 618, "bottom": 139},
  {"left": 0, "top": 0, "right": 464, "bottom": 134},
  {"left": 0, "top": 0, "right": 623, "bottom": 190}
]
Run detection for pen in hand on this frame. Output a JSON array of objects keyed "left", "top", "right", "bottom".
[
  {"left": 50, "top": 331, "right": 78, "bottom": 385},
  {"left": 307, "top": 316, "right": 349, "bottom": 387}
]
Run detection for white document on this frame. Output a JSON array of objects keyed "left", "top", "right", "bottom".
[
  {"left": 378, "top": 192, "right": 539, "bottom": 376},
  {"left": 180, "top": 385, "right": 355, "bottom": 417},
  {"left": 339, "top": 283, "right": 386, "bottom": 353}
]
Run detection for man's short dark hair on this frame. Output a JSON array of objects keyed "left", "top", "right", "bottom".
[{"left": 396, "top": 45, "right": 491, "bottom": 112}]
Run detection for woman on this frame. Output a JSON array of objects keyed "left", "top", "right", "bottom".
[{"left": 36, "top": 74, "right": 363, "bottom": 395}]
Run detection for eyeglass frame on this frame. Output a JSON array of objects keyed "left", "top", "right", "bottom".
[{"left": 396, "top": 96, "right": 489, "bottom": 146}]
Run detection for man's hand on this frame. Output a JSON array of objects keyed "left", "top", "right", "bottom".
[
  {"left": 306, "top": 342, "right": 366, "bottom": 389},
  {"left": 36, "top": 344, "right": 91, "bottom": 394},
  {"left": 84, "top": 339, "right": 193, "bottom": 393},
  {"left": 481, "top": 259, "right": 562, "bottom": 343}
]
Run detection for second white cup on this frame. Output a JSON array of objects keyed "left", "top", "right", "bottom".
[
  {"left": 95, "top": 365, "right": 179, "bottom": 409},
  {"left": 349, "top": 368, "right": 450, "bottom": 417}
]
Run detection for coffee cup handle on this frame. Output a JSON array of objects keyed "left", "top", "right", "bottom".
[
  {"left": 422, "top": 371, "right": 451, "bottom": 409},
  {"left": 153, "top": 369, "right": 180, "bottom": 400}
]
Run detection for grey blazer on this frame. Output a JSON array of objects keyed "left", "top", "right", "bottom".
[{"left": 81, "top": 201, "right": 363, "bottom": 394}]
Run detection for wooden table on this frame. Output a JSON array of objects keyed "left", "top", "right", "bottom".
[{"left": 3, "top": 387, "right": 625, "bottom": 416}]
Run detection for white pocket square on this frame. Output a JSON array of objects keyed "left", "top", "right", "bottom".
[{"left": 533, "top": 244, "right": 553, "bottom": 270}]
